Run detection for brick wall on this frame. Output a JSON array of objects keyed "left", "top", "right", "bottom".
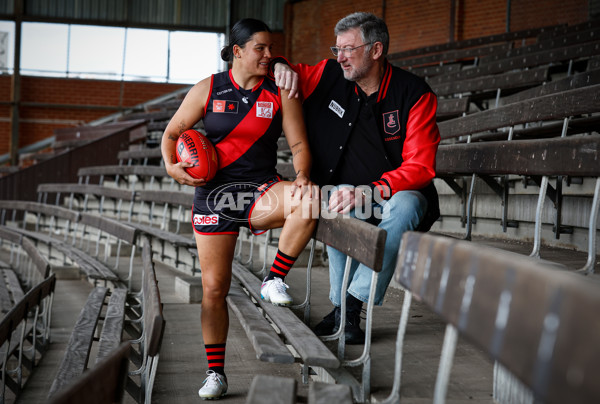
[
  {"left": 0, "top": 75, "right": 187, "bottom": 156},
  {"left": 286, "top": 0, "right": 589, "bottom": 61}
]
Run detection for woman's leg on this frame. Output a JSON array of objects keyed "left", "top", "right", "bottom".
[
  {"left": 195, "top": 232, "right": 237, "bottom": 393},
  {"left": 250, "top": 181, "right": 319, "bottom": 256},
  {"left": 250, "top": 181, "right": 320, "bottom": 305}
]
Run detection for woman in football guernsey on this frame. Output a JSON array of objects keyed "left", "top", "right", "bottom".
[{"left": 160, "top": 18, "right": 319, "bottom": 400}]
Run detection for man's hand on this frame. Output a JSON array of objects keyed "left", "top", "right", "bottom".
[
  {"left": 274, "top": 63, "right": 299, "bottom": 99},
  {"left": 328, "top": 187, "right": 370, "bottom": 214}
]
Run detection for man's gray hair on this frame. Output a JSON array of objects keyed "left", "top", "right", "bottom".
[{"left": 334, "top": 12, "right": 389, "bottom": 56}]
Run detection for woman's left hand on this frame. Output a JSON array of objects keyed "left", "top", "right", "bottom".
[{"left": 290, "top": 171, "right": 318, "bottom": 199}]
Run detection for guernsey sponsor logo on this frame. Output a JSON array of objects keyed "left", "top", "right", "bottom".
[
  {"left": 256, "top": 101, "right": 273, "bottom": 118},
  {"left": 213, "top": 100, "right": 238, "bottom": 113},
  {"left": 193, "top": 214, "right": 219, "bottom": 226}
]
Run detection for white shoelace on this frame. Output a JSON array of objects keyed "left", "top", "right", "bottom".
[
  {"left": 270, "top": 278, "right": 289, "bottom": 293},
  {"left": 203, "top": 370, "right": 223, "bottom": 388}
]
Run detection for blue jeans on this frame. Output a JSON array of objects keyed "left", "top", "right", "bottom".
[{"left": 326, "top": 186, "right": 427, "bottom": 306}]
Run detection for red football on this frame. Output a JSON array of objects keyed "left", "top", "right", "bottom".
[{"left": 175, "top": 129, "right": 219, "bottom": 181}]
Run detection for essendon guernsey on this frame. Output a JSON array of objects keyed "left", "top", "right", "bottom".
[{"left": 202, "top": 70, "right": 283, "bottom": 186}]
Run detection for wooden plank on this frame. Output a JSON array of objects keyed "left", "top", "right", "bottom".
[
  {"left": 130, "top": 222, "right": 195, "bottom": 249},
  {"left": 48, "top": 341, "right": 130, "bottom": 404},
  {"left": 136, "top": 189, "right": 193, "bottom": 207},
  {"left": 21, "top": 236, "right": 51, "bottom": 278},
  {"left": 117, "top": 147, "right": 162, "bottom": 161},
  {"left": 96, "top": 288, "right": 128, "bottom": 364},
  {"left": 141, "top": 236, "right": 165, "bottom": 357},
  {"left": 0, "top": 270, "right": 14, "bottom": 313},
  {"left": 436, "top": 97, "right": 469, "bottom": 119},
  {"left": 77, "top": 165, "right": 167, "bottom": 178},
  {"left": 436, "top": 135, "right": 600, "bottom": 177},
  {"left": 226, "top": 283, "right": 295, "bottom": 364},
  {"left": 432, "top": 66, "right": 549, "bottom": 97},
  {"left": 0, "top": 200, "right": 80, "bottom": 223},
  {"left": 37, "top": 183, "right": 135, "bottom": 203},
  {"left": 4, "top": 269, "right": 24, "bottom": 303},
  {"left": 388, "top": 25, "right": 553, "bottom": 61},
  {"left": 502, "top": 68, "right": 600, "bottom": 104},
  {"left": 395, "top": 42, "right": 510, "bottom": 68},
  {"left": 0, "top": 275, "right": 55, "bottom": 344},
  {"left": 315, "top": 215, "right": 386, "bottom": 272},
  {"left": 481, "top": 26, "right": 600, "bottom": 64},
  {"left": 308, "top": 381, "right": 353, "bottom": 404},
  {"left": 395, "top": 232, "right": 600, "bottom": 404},
  {"left": 438, "top": 84, "right": 600, "bottom": 140},
  {"left": 246, "top": 375, "right": 297, "bottom": 404},
  {"left": 429, "top": 40, "right": 600, "bottom": 85},
  {"left": 232, "top": 262, "right": 340, "bottom": 368},
  {"left": 48, "top": 286, "right": 109, "bottom": 398},
  {"left": 79, "top": 212, "right": 138, "bottom": 245}
]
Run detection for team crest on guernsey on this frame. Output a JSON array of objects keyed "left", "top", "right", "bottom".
[
  {"left": 383, "top": 110, "right": 400, "bottom": 135},
  {"left": 256, "top": 101, "right": 273, "bottom": 119},
  {"left": 213, "top": 100, "right": 238, "bottom": 113}
]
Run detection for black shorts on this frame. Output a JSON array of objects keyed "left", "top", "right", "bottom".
[{"left": 192, "top": 176, "right": 281, "bottom": 235}]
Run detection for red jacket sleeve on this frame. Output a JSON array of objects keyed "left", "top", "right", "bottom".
[
  {"left": 372, "top": 92, "right": 440, "bottom": 198},
  {"left": 272, "top": 57, "right": 329, "bottom": 100}
]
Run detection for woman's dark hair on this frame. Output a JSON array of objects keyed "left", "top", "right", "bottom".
[{"left": 221, "top": 18, "right": 272, "bottom": 62}]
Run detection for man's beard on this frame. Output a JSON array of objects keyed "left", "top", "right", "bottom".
[{"left": 342, "top": 58, "right": 373, "bottom": 82}]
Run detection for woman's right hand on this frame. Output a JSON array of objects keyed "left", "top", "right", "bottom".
[
  {"left": 274, "top": 63, "right": 299, "bottom": 99},
  {"left": 165, "top": 161, "right": 207, "bottom": 187}
]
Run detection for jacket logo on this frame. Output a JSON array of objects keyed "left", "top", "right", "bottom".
[
  {"left": 383, "top": 110, "right": 400, "bottom": 135},
  {"left": 328, "top": 100, "right": 345, "bottom": 118},
  {"left": 256, "top": 101, "right": 273, "bottom": 119},
  {"left": 213, "top": 100, "right": 238, "bottom": 113}
]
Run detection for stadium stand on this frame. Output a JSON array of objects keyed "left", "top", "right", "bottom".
[{"left": 0, "top": 18, "right": 598, "bottom": 404}]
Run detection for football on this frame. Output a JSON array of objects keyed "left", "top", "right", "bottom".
[{"left": 175, "top": 129, "right": 219, "bottom": 181}]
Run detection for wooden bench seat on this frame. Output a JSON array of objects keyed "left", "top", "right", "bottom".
[
  {"left": 432, "top": 66, "right": 549, "bottom": 99},
  {"left": 246, "top": 374, "right": 352, "bottom": 404},
  {"left": 77, "top": 165, "right": 170, "bottom": 189},
  {"left": 49, "top": 237, "right": 162, "bottom": 403},
  {"left": 232, "top": 261, "right": 340, "bottom": 368},
  {"left": 226, "top": 282, "right": 295, "bottom": 364},
  {"left": 435, "top": 84, "right": 600, "bottom": 271},
  {"left": 117, "top": 147, "right": 162, "bottom": 165},
  {"left": 48, "top": 284, "right": 129, "bottom": 399},
  {"left": 124, "top": 236, "right": 166, "bottom": 404},
  {"left": 383, "top": 231, "right": 600, "bottom": 404},
  {"left": 37, "top": 184, "right": 197, "bottom": 272},
  {"left": 230, "top": 214, "right": 386, "bottom": 403},
  {"left": 48, "top": 286, "right": 110, "bottom": 398},
  {"left": 47, "top": 341, "right": 131, "bottom": 404},
  {"left": 428, "top": 40, "right": 600, "bottom": 85},
  {"left": 0, "top": 269, "right": 24, "bottom": 314},
  {"left": 0, "top": 275, "right": 56, "bottom": 401},
  {"left": 387, "top": 25, "right": 554, "bottom": 62},
  {"left": 0, "top": 203, "right": 139, "bottom": 285}
]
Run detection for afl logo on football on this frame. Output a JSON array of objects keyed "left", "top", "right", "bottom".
[{"left": 383, "top": 110, "right": 400, "bottom": 135}]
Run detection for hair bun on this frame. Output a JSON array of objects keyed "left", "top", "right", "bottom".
[{"left": 221, "top": 45, "right": 232, "bottom": 62}]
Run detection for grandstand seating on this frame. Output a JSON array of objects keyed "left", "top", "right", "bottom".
[{"left": 0, "top": 20, "right": 598, "bottom": 403}]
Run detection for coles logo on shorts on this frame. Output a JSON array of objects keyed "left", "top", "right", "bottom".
[
  {"left": 256, "top": 102, "right": 273, "bottom": 119},
  {"left": 193, "top": 214, "right": 219, "bottom": 226}
]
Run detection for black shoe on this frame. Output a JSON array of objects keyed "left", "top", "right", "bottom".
[
  {"left": 314, "top": 306, "right": 340, "bottom": 336},
  {"left": 344, "top": 309, "right": 365, "bottom": 345}
]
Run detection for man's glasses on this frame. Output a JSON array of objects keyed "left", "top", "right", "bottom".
[{"left": 330, "top": 42, "right": 373, "bottom": 57}]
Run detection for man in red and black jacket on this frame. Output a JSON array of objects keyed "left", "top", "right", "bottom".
[{"left": 274, "top": 12, "right": 440, "bottom": 344}]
